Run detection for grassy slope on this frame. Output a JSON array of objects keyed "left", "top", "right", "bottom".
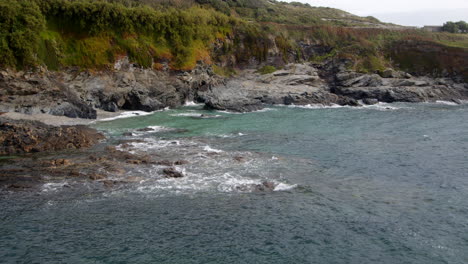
[{"left": 0, "top": 0, "right": 467, "bottom": 79}]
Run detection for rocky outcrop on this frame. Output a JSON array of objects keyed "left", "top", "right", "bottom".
[
  {"left": 66, "top": 60, "right": 221, "bottom": 113},
  {"left": 0, "top": 117, "right": 104, "bottom": 155},
  {"left": 202, "top": 63, "right": 360, "bottom": 110},
  {"left": 201, "top": 62, "right": 468, "bottom": 111},
  {"left": 1, "top": 57, "right": 467, "bottom": 117},
  {"left": 0, "top": 139, "right": 192, "bottom": 190},
  {"left": 0, "top": 60, "right": 221, "bottom": 118},
  {"left": 333, "top": 69, "right": 468, "bottom": 103},
  {"left": 0, "top": 70, "right": 97, "bottom": 119}
]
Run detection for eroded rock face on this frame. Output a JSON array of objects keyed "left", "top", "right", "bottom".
[
  {"left": 0, "top": 117, "right": 105, "bottom": 155},
  {"left": 0, "top": 61, "right": 222, "bottom": 118},
  {"left": 333, "top": 69, "right": 468, "bottom": 103},
  {"left": 1, "top": 58, "right": 467, "bottom": 116},
  {"left": 0, "top": 70, "right": 97, "bottom": 119},
  {"left": 201, "top": 63, "right": 361, "bottom": 110},
  {"left": 69, "top": 62, "right": 221, "bottom": 113},
  {"left": 201, "top": 62, "right": 468, "bottom": 112}
]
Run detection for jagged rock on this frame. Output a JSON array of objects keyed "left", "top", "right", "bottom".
[
  {"left": 380, "top": 68, "right": 407, "bottom": 78},
  {"left": 254, "top": 181, "right": 277, "bottom": 192},
  {"left": 157, "top": 160, "right": 173, "bottom": 166},
  {"left": 48, "top": 102, "right": 97, "bottom": 119},
  {"left": 362, "top": 98, "right": 379, "bottom": 105},
  {"left": 0, "top": 117, "right": 105, "bottom": 155},
  {"left": 202, "top": 80, "right": 264, "bottom": 112},
  {"left": 89, "top": 173, "right": 107, "bottom": 180},
  {"left": 136, "top": 127, "right": 155, "bottom": 132},
  {"left": 0, "top": 62, "right": 222, "bottom": 118},
  {"left": 122, "top": 90, "right": 164, "bottom": 112},
  {"left": 205, "top": 99, "right": 263, "bottom": 113},
  {"left": 174, "top": 160, "right": 189, "bottom": 165},
  {"left": 341, "top": 74, "right": 383, "bottom": 87},
  {"left": 102, "top": 101, "right": 119, "bottom": 112},
  {"left": 163, "top": 167, "right": 184, "bottom": 178},
  {"left": 234, "top": 156, "right": 246, "bottom": 162},
  {"left": 42, "top": 159, "right": 73, "bottom": 167},
  {"left": 235, "top": 181, "right": 277, "bottom": 192},
  {"left": 332, "top": 66, "right": 468, "bottom": 103}
]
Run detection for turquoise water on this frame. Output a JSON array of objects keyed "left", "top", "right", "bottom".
[{"left": 1, "top": 102, "right": 468, "bottom": 263}]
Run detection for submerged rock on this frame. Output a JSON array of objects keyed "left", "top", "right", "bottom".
[
  {"left": 174, "top": 160, "right": 189, "bottom": 165},
  {"left": 236, "top": 181, "right": 277, "bottom": 192},
  {"left": 163, "top": 167, "right": 184, "bottom": 178}
]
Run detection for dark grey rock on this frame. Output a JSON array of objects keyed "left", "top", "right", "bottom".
[{"left": 362, "top": 98, "right": 379, "bottom": 105}]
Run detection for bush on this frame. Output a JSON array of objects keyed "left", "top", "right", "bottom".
[
  {"left": 257, "top": 65, "right": 277, "bottom": 74},
  {"left": 0, "top": 0, "right": 45, "bottom": 68}
]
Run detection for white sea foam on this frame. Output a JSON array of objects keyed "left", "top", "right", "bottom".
[
  {"left": 217, "top": 108, "right": 276, "bottom": 114},
  {"left": 249, "top": 108, "right": 275, "bottom": 113},
  {"left": 170, "top": 113, "right": 205, "bottom": 117},
  {"left": 215, "top": 110, "right": 243, "bottom": 114},
  {"left": 361, "top": 102, "right": 401, "bottom": 110},
  {"left": 131, "top": 126, "right": 174, "bottom": 135},
  {"left": 184, "top": 101, "right": 203, "bottom": 106},
  {"left": 99, "top": 111, "right": 153, "bottom": 122},
  {"left": 208, "top": 132, "right": 246, "bottom": 138},
  {"left": 273, "top": 182, "right": 298, "bottom": 191},
  {"left": 117, "top": 138, "right": 184, "bottom": 153},
  {"left": 147, "top": 126, "right": 170, "bottom": 131},
  {"left": 217, "top": 176, "right": 263, "bottom": 192},
  {"left": 112, "top": 137, "right": 297, "bottom": 196},
  {"left": 203, "top": 145, "right": 224, "bottom": 153},
  {"left": 286, "top": 104, "right": 347, "bottom": 109},
  {"left": 41, "top": 182, "right": 69, "bottom": 192},
  {"left": 435, "top": 100, "right": 459, "bottom": 106}
]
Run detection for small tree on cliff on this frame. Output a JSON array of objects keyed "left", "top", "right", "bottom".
[
  {"left": 442, "top": 21, "right": 468, "bottom": 33},
  {"left": 456, "top": 21, "right": 468, "bottom": 32}
]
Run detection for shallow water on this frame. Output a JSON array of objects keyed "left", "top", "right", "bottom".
[{"left": 1, "top": 102, "right": 468, "bottom": 263}]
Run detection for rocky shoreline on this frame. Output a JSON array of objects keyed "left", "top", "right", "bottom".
[
  {"left": 201, "top": 63, "right": 468, "bottom": 112},
  {"left": 1, "top": 58, "right": 467, "bottom": 191},
  {"left": 1, "top": 59, "right": 466, "bottom": 117}
]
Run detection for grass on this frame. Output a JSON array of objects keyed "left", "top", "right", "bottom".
[{"left": 257, "top": 65, "right": 277, "bottom": 74}]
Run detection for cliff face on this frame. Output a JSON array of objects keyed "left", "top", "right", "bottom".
[{"left": 0, "top": 59, "right": 221, "bottom": 119}]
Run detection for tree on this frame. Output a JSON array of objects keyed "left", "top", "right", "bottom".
[
  {"left": 442, "top": 20, "right": 468, "bottom": 33},
  {"left": 455, "top": 21, "right": 468, "bottom": 33}
]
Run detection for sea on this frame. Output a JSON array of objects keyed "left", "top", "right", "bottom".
[{"left": 1, "top": 101, "right": 467, "bottom": 263}]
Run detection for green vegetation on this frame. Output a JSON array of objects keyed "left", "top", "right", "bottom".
[
  {"left": 0, "top": 0, "right": 466, "bottom": 79},
  {"left": 212, "top": 65, "right": 237, "bottom": 77},
  {"left": 257, "top": 65, "right": 277, "bottom": 74},
  {"left": 0, "top": 1, "right": 45, "bottom": 68},
  {"left": 2, "top": 0, "right": 239, "bottom": 69},
  {"left": 442, "top": 21, "right": 468, "bottom": 34}
]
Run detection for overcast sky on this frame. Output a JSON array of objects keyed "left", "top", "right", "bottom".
[{"left": 292, "top": 0, "right": 468, "bottom": 26}]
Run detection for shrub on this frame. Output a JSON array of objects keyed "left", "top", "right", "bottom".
[
  {"left": 0, "top": 0, "right": 45, "bottom": 68},
  {"left": 257, "top": 65, "right": 277, "bottom": 74}
]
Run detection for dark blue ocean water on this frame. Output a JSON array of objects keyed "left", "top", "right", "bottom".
[{"left": 1, "top": 102, "right": 467, "bottom": 263}]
